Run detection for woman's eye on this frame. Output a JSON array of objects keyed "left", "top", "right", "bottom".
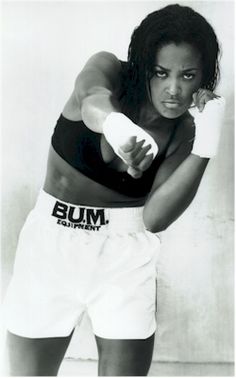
[
  {"left": 183, "top": 73, "right": 195, "bottom": 80},
  {"left": 155, "top": 71, "right": 167, "bottom": 78}
]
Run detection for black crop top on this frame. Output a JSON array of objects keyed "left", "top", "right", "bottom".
[{"left": 51, "top": 114, "right": 174, "bottom": 197}]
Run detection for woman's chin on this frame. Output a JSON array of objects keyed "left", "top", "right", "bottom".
[{"left": 159, "top": 105, "right": 189, "bottom": 119}]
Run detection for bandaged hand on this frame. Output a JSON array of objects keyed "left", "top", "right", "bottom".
[
  {"left": 191, "top": 90, "right": 225, "bottom": 158},
  {"left": 103, "top": 112, "right": 159, "bottom": 178}
]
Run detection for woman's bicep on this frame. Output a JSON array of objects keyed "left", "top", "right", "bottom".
[{"left": 75, "top": 51, "right": 122, "bottom": 101}]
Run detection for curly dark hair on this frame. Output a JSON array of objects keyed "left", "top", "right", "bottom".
[{"left": 121, "top": 4, "right": 221, "bottom": 121}]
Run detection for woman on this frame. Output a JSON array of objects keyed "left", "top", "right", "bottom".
[{"left": 3, "top": 3, "right": 225, "bottom": 376}]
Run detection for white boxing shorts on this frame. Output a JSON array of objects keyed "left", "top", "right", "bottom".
[{"left": 3, "top": 190, "right": 160, "bottom": 339}]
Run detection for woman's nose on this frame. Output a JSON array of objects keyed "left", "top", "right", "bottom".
[{"left": 166, "top": 79, "right": 181, "bottom": 96}]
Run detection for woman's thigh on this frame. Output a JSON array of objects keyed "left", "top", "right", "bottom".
[
  {"left": 7, "top": 330, "right": 74, "bottom": 376},
  {"left": 95, "top": 333, "right": 155, "bottom": 376}
]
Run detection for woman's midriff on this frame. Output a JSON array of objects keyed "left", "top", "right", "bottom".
[{"left": 43, "top": 145, "right": 147, "bottom": 207}]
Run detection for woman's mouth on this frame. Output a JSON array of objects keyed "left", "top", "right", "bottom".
[
  {"left": 162, "top": 101, "right": 182, "bottom": 109},
  {"left": 163, "top": 101, "right": 180, "bottom": 109}
]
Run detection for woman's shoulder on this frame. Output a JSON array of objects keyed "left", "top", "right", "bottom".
[
  {"left": 176, "top": 111, "right": 195, "bottom": 138},
  {"left": 81, "top": 51, "right": 123, "bottom": 73},
  {"left": 119, "top": 59, "right": 128, "bottom": 67}
]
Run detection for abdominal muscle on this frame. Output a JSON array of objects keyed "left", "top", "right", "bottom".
[{"left": 43, "top": 145, "right": 146, "bottom": 208}]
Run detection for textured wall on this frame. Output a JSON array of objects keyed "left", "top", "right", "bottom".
[{"left": 1, "top": 1, "right": 234, "bottom": 363}]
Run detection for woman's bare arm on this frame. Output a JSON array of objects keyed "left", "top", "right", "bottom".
[
  {"left": 143, "top": 120, "right": 209, "bottom": 233},
  {"left": 74, "top": 51, "right": 122, "bottom": 132}
]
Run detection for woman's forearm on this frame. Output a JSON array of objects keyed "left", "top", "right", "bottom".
[
  {"left": 143, "top": 154, "right": 209, "bottom": 232},
  {"left": 80, "top": 89, "right": 120, "bottom": 133}
]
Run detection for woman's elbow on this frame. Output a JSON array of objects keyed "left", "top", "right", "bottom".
[
  {"left": 145, "top": 222, "right": 169, "bottom": 233},
  {"left": 143, "top": 209, "right": 169, "bottom": 233}
]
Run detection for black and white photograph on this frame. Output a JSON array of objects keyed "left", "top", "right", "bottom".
[{"left": 1, "top": 0, "right": 234, "bottom": 376}]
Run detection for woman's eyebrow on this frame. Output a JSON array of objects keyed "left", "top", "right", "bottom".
[
  {"left": 154, "top": 64, "right": 170, "bottom": 71},
  {"left": 182, "top": 68, "right": 199, "bottom": 72},
  {"left": 154, "top": 64, "right": 199, "bottom": 72}
]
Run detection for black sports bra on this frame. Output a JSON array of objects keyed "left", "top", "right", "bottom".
[{"left": 51, "top": 114, "right": 174, "bottom": 197}]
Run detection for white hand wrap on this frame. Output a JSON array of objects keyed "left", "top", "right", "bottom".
[
  {"left": 103, "top": 112, "right": 158, "bottom": 160},
  {"left": 192, "top": 97, "right": 226, "bottom": 158}
]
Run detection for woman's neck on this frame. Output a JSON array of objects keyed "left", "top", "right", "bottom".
[{"left": 138, "top": 100, "right": 162, "bottom": 126}]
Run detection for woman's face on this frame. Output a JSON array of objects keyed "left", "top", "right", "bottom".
[{"left": 149, "top": 42, "right": 203, "bottom": 119}]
